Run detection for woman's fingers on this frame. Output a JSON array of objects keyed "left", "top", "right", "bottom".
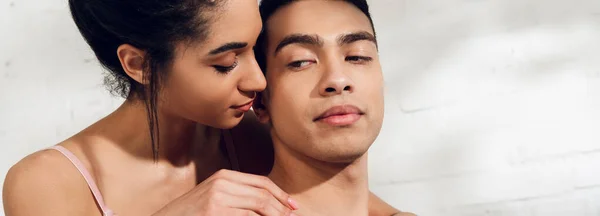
[
  {"left": 211, "top": 169, "right": 298, "bottom": 210},
  {"left": 208, "top": 177, "right": 292, "bottom": 216}
]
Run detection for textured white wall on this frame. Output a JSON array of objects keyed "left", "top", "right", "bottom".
[
  {"left": 1, "top": 0, "right": 599, "bottom": 215},
  {"left": 368, "top": 0, "right": 600, "bottom": 215}
]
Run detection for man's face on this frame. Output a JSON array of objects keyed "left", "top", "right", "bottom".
[{"left": 258, "top": 0, "right": 384, "bottom": 163}]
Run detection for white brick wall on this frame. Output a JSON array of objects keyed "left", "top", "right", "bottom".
[
  {"left": 1, "top": 0, "right": 599, "bottom": 215},
  {"left": 367, "top": 0, "right": 600, "bottom": 215}
]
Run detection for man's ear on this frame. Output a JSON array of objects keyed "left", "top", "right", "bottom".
[
  {"left": 117, "top": 44, "right": 146, "bottom": 84},
  {"left": 252, "top": 92, "right": 271, "bottom": 124}
]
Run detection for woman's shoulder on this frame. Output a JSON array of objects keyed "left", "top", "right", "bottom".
[
  {"left": 6, "top": 143, "right": 77, "bottom": 187},
  {"left": 3, "top": 142, "right": 94, "bottom": 214}
]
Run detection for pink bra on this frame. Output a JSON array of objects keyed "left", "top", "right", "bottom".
[{"left": 48, "top": 129, "right": 238, "bottom": 216}]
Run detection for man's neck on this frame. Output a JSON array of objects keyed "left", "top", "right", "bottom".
[{"left": 268, "top": 140, "right": 370, "bottom": 216}]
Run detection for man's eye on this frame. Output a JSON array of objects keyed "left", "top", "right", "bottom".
[
  {"left": 287, "top": 60, "right": 315, "bottom": 69},
  {"left": 346, "top": 56, "right": 373, "bottom": 63}
]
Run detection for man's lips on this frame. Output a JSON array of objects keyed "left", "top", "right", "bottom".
[
  {"left": 231, "top": 100, "right": 254, "bottom": 112},
  {"left": 314, "top": 105, "right": 364, "bottom": 126}
]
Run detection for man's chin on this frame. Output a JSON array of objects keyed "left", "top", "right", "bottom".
[{"left": 312, "top": 148, "right": 370, "bottom": 164}]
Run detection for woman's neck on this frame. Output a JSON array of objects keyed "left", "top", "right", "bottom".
[{"left": 95, "top": 99, "right": 216, "bottom": 167}]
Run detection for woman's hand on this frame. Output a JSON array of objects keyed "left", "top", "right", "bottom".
[{"left": 152, "top": 169, "right": 299, "bottom": 216}]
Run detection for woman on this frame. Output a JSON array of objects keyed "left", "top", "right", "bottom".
[{"left": 2, "top": 0, "right": 399, "bottom": 215}]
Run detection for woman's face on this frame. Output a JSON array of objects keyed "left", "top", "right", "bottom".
[{"left": 159, "top": 0, "right": 265, "bottom": 129}]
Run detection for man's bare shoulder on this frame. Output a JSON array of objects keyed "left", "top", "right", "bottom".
[
  {"left": 392, "top": 212, "right": 417, "bottom": 216},
  {"left": 3, "top": 145, "right": 94, "bottom": 215}
]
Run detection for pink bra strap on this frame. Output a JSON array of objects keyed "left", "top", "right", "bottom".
[{"left": 48, "top": 146, "right": 114, "bottom": 216}]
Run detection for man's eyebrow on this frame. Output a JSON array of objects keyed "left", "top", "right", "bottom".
[
  {"left": 337, "top": 31, "right": 377, "bottom": 46},
  {"left": 208, "top": 42, "right": 248, "bottom": 55},
  {"left": 274, "top": 34, "right": 324, "bottom": 56}
]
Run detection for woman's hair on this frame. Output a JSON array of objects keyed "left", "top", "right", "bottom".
[{"left": 69, "top": 0, "right": 224, "bottom": 159}]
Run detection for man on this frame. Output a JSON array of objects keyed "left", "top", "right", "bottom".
[{"left": 253, "top": 0, "right": 415, "bottom": 215}]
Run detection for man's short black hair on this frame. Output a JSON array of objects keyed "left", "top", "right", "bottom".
[{"left": 254, "top": 0, "right": 376, "bottom": 74}]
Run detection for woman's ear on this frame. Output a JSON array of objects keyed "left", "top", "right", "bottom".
[
  {"left": 117, "top": 44, "right": 147, "bottom": 84},
  {"left": 252, "top": 92, "right": 271, "bottom": 124}
]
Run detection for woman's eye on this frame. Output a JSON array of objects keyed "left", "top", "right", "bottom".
[{"left": 213, "top": 59, "right": 238, "bottom": 74}]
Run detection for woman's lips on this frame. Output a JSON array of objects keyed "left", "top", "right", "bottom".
[{"left": 232, "top": 100, "right": 254, "bottom": 112}]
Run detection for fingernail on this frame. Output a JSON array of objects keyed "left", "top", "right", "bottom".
[
  {"left": 288, "top": 198, "right": 300, "bottom": 210},
  {"left": 290, "top": 213, "right": 298, "bottom": 216}
]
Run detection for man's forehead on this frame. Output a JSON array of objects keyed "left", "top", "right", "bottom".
[{"left": 265, "top": 1, "right": 373, "bottom": 38}]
